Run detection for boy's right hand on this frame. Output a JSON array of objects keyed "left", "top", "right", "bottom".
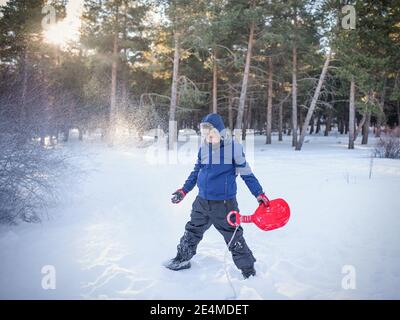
[
  {"left": 171, "top": 188, "right": 186, "bottom": 204},
  {"left": 257, "top": 193, "right": 270, "bottom": 207}
]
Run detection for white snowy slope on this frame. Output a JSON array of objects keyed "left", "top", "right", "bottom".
[{"left": 0, "top": 132, "right": 399, "bottom": 299}]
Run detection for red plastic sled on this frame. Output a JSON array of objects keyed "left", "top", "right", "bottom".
[{"left": 227, "top": 198, "right": 290, "bottom": 231}]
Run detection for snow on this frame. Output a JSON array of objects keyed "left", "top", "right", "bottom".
[{"left": 1, "top": 132, "right": 400, "bottom": 299}]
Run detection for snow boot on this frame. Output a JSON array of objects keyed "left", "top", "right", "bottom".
[
  {"left": 241, "top": 266, "right": 256, "bottom": 279},
  {"left": 164, "top": 254, "right": 191, "bottom": 271}
]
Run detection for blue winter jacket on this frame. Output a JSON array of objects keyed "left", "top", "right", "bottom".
[{"left": 182, "top": 113, "right": 264, "bottom": 200}]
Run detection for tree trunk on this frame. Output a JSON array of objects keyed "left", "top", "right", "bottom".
[
  {"left": 242, "top": 94, "right": 253, "bottom": 141},
  {"left": 247, "top": 96, "right": 253, "bottom": 129},
  {"left": 362, "top": 111, "right": 370, "bottom": 144},
  {"left": 292, "top": 45, "right": 298, "bottom": 147},
  {"left": 348, "top": 76, "right": 355, "bottom": 149},
  {"left": 324, "top": 111, "right": 332, "bottom": 136},
  {"left": 63, "top": 128, "right": 69, "bottom": 142},
  {"left": 121, "top": 0, "right": 129, "bottom": 114},
  {"left": 296, "top": 53, "right": 331, "bottom": 151},
  {"left": 41, "top": 60, "right": 51, "bottom": 146},
  {"left": 355, "top": 111, "right": 367, "bottom": 140},
  {"left": 17, "top": 48, "right": 30, "bottom": 145},
  {"left": 338, "top": 119, "right": 344, "bottom": 134},
  {"left": 397, "top": 101, "right": 400, "bottom": 127},
  {"left": 228, "top": 88, "right": 234, "bottom": 130},
  {"left": 212, "top": 47, "right": 218, "bottom": 113},
  {"left": 316, "top": 115, "right": 321, "bottom": 134},
  {"left": 375, "top": 79, "right": 386, "bottom": 137},
  {"left": 168, "top": 31, "right": 180, "bottom": 149},
  {"left": 20, "top": 50, "right": 29, "bottom": 125},
  {"left": 278, "top": 98, "right": 283, "bottom": 141},
  {"left": 299, "top": 106, "right": 303, "bottom": 133},
  {"left": 242, "top": 103, "right": 248, "bottom": 141},
  {"left": 121, "top": 72, "right": 128, "bottom": 108},
  {"left": 309, "top": 116, "right": 314, "bottom": 134},
  {"left": 235, "top": 21, "right": 255, "bottom": 132},
  {"left": 109, "top": 32, "right": 119, "bottom": 145},
  {"left": 266, "top": 56, "right": 273, "bottom": 144}
]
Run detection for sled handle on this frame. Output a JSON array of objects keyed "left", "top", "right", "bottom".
[{"left": 227, "top": 210, "right": 241, "bottom": 227}]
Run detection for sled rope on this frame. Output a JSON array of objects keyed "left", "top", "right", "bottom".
[{"left": 224, "top": 224, "right": 240, "bottom": 300}]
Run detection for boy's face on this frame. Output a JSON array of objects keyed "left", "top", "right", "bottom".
[{"left": 200, "top": 123, "right": 221, "bottom": 145}]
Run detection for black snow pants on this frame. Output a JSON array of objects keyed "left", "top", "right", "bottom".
[{"left": 177, "top": 196, "right": 256, "bottom": 271}]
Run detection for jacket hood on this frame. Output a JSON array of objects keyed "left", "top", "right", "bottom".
[{"left": 201, "top": 113, "right": 225, "bottom": 132}]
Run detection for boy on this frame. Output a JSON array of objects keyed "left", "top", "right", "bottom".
[{"left": 166, "top": 113, "right": 269, "bottom": 279}]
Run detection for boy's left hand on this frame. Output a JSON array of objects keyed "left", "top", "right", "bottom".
[
  {"left": 171, "top": 188, "right": 186, "bottom": 204},
  {"left": 257, "top": 193, "right": 270, "bottom": 207}
]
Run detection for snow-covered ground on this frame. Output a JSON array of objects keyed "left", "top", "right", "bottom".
[{"left": 1, "top": 132, "right": 400, "bottom": 299}]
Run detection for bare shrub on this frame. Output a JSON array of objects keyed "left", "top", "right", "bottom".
[
  {"left": 374, "top": 133, "right": 400, "bottom": 159},
  {"left": 0, "top": 131, "right": 70, "bottom": 224}
]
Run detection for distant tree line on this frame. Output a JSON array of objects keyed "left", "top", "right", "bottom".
[{"left": 1, "top": 0, "right": 399, "bottom": 149}]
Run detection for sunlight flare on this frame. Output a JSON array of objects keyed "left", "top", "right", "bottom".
[{"left": 43, "top": 0, "right": 83, "bottom": 47}]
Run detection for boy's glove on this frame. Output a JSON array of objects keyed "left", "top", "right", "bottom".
[
  {"left": 257, "top": 193, "right": 270, "bottom": 207},
  {"left": 171, "top": 188, "right": 186, "bottom": 204}
]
